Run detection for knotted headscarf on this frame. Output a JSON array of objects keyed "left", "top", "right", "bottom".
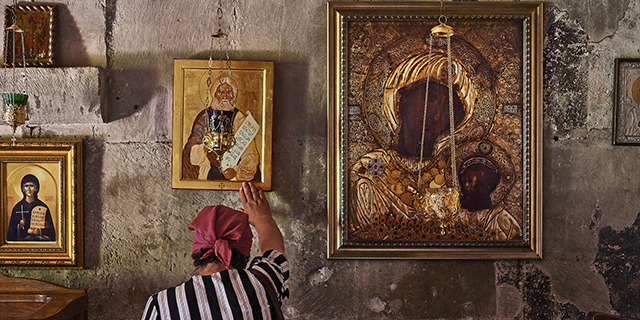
[{"left": 189, "top": 205, "right": 253, "bottom": 268}]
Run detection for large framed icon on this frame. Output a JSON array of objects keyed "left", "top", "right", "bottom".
[
  {"left": 172, "top": 59, "right": 273, "bottom": 191},
  {"left": 327, "top": 2, "right": 543, "bottom": 259},
  {"left": 0, "top": 139, "right": 82, "bottom": 267}
]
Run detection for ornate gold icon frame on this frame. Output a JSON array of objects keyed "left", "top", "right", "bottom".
[
  {"left": 327, "top": 2, "right": 543, "bottom": 259},
  {"left": 0, "top": 139, "right": 83, "bottom": 267}
]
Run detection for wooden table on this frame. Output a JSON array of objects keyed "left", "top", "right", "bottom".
[{"left": 0, "top": 274, "right": 88, "bottom": 320}]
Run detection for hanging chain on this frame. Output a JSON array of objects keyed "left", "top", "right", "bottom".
[
  {"left": 232, "top": 0, "right": 238, "bottom": 33},
  {"left": 446, "top": 35, "right": 457, "bottom": 188},
  {"left": 205, "top": 1, "right": 225, "bottom": 132},
  {"left": 12, "top": 0, "right": 27, "bottom": 95},
  {"left": 5, "top": 3, "right": 28, "bottom": 97},
  {"left": 416, "top": 21, "right": 458, "bottom": 194},
  {"left": 11, "top": 0, "right": 16, "bottom": 93},
  {"left": 10, "top": 9, "right": 15, "bottom": 93},
  {"left": 416, "top": 34, "right": 434, "bottom": 194},
  {"left": 216, "top": 5, "right": 225, "bottom": 76},
  {"left": 219, "top": 0, "right": 232, "bottom": 101},
  {"left": 205, "top": 0, "right": 234, "bottom": 133},
  {"left": 211, "top": 0, "right": 232, "bottom": 88},
  {"left": 205, "top": 34, "right": 214, "bottom": 109},
  {"left": 217, "top": 0, "right": 223, "bottom": 30},
  {"left": 213, "top": 0, "right": 232, "bottom": 80},
  {"left": 20, "top": 28, "right": 27, "bottom": 95},
  {"left": 18, "top": 0, "right": 26, "bottom": 93}
]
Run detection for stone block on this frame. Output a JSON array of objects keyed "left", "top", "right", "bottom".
[{"left": 0, "top": 67, "right": 103, "bottom": 125}]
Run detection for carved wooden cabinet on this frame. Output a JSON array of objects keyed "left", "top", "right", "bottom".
[{"left": 0, "top": 274, "right": 87, "bottom": 320}]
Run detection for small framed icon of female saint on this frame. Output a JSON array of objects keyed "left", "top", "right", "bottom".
[{"left": 0, "top": 139, "right": 82, "bottom": 267}]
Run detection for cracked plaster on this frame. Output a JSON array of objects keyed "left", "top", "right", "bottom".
[{"left": 0, "top": 0, "right": 639, "bottom": 319}]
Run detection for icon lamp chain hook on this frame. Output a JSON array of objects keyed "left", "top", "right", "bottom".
[
  {"left": 207, "top": 0, "right": 232, "bottom": 108},
  {"left": 204, "top": 0, "right": 235, "bottom": 135},
  {"left": 210, "top": 1, "right": 232, "bottom": 81},
  {"left": 6, "top": 2, "right": 27, "bottom": 95},
  {"left": 217, "top": 1, "right": 223, "bottom": 30},
  {"left": 3, "top": 0, "right": 29, "bottom": 144}
]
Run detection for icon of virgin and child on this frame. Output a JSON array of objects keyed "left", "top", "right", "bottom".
[
  {"left": 7, "top": 174, "right": 56, "bottom": 241},
  {"left": 181, "top": 75, "right": 260, "bottom": 182},
  {"left": 349, "top": 38, "right": 522, "bottom": 241}
]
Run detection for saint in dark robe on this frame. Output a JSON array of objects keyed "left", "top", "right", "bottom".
[{"left": 7, "top": 174, "right": 56, "bottom": 241}]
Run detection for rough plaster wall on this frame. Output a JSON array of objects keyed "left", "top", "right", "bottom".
[{"left": 1, "top": 0, "right": 640, "bottom": 319}]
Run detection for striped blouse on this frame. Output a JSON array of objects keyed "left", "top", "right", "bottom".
[{"left": 142, "top": 250, "right": 289, "bottom": 320}]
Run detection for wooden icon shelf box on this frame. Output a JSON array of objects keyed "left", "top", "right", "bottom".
[{"left": 0, "top": 274, "right": 88, "bottom": 319}]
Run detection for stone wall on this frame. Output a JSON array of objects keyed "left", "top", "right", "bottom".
[{"left": 1, "top": 0, "right": 640, "bottom": 319}]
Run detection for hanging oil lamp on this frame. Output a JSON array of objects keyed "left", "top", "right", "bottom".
[
  {"left": 414, "top": 2, "right": 461, "bottom": 235},
  {"left": 201, "top": 3, "right": 236, "bottom": 160},
  {"left": 2, "top": 2, "right": 29, "bottom": 144}
]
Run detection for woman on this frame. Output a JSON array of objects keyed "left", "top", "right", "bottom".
[
  {"left": 142, "top": 182, "right": 288, "bottom": 319},
  {"left": 6, "top": 174, "right": 56, "bottom": 241}
]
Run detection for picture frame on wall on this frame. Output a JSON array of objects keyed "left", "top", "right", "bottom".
[
  {"left": 327, "top": 2, "right": 543, "bottom": 259},
  {"left": 612, "top": 58, "right": 640, "bottom": 145},
  {"left": 171, "top": 59, "right": 273, "bottom": 191},
  {"left": 3, "top": 5, "right": 55, "bottom": 67},
  {"left": 0, "top": 139, "right": 83, "bottom": 267}
]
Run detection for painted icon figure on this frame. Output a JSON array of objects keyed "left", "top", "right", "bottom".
[
  {"left": 6, "top": 174, "right": 56, "bottom": 241},
  {"left": 350, "top": 48, "right": 522, "bottom": 240},
  {"left": 182, "top": 76, "right": 260, "bottom": 181}
]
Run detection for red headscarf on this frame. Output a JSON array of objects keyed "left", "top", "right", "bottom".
[{"left": 188, "top": 205, "right": 253, "bottom": 268}]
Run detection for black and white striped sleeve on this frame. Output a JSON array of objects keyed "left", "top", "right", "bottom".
[
  {"left": 141, "top": 293, "right": 160, "bottom": 320},
  {"left": 249, "top": 250, "right": 290, "bottom": 301}
]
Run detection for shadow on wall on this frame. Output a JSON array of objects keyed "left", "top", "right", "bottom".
[
  {"left": 82, "top": 139, "right": 104, "bottom": 269},
  {"left": 53, "top": 4, "right": 92, "bottom": 67},
  {"left": 101, "top": 67, "right": 158, "bottom": 122},
  {"left": 270, "top": 59, "right": 327, "bottom": 226}
]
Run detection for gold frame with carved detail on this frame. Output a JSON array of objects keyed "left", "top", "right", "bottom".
[
  {"left": 328, "top": 2, "right": 543, "bottom": 259},
  {"left": 0, "top": 139, "right": 82, "bottom": 267}
]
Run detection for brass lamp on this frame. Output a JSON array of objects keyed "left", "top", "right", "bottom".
[{"left": 202, "top": 109, "right": 236, "bottom": 159}]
